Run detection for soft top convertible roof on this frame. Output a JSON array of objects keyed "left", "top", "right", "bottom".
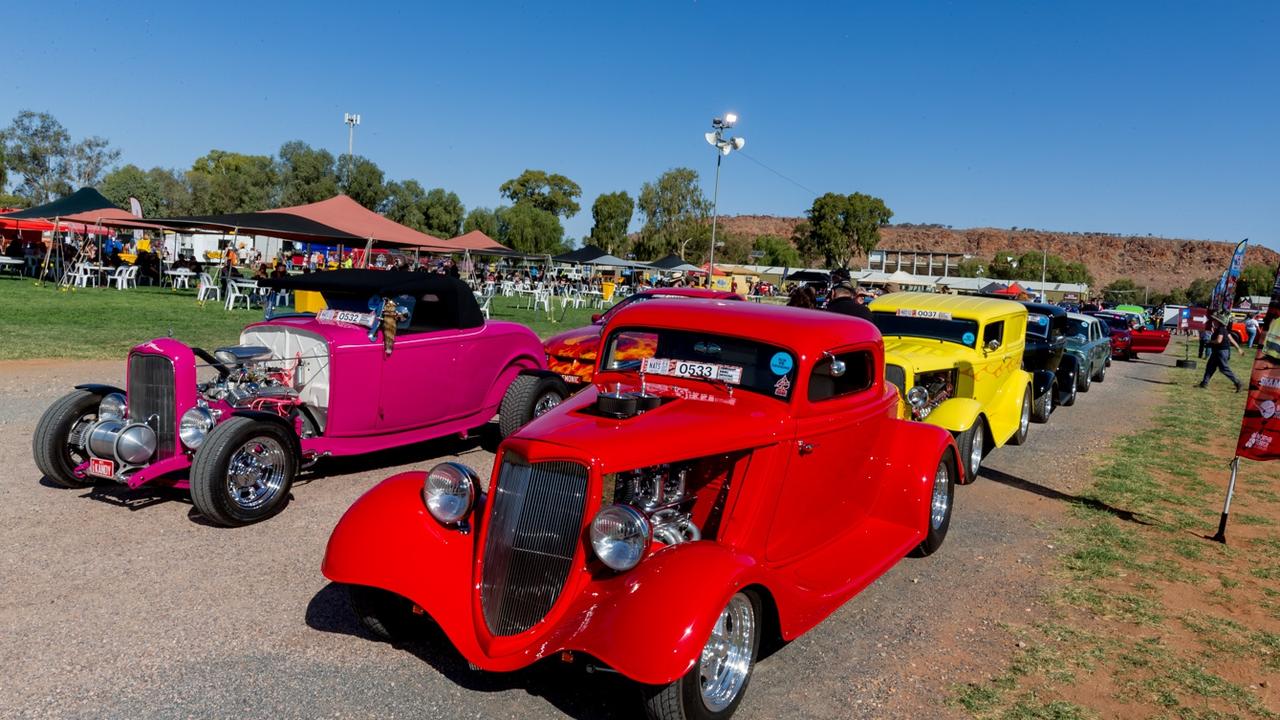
[{"left": 264, "top": 270, "right": 484, "bottom": 329}]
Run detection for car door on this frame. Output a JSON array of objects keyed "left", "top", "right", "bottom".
[{"left": 377, "top": 328, "right": 460, "bottom": 432}]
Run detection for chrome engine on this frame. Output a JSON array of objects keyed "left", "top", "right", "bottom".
[
  {"left": 198, "top": 346, "right": 299, "bottom": 409},
  {"left": 907, "top": 369, "right": 955, "bottom": 420},
  {"left": 610, "top": 464, "right": 702, "bottom": 545}
]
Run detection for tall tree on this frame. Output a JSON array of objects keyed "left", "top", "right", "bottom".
[
  {"left": 587, "top": 191, "right": 634, "bottom": 255},
  {"left": 68, "top": 136, "right": 120, "bottom": 189},
  {"left": 753, "top": 234, "right": 800, "bottom": 267},
  {"left": 422, "top": 187, "right": 465, "bottom": 238},
  {"left": 383, "top": 179, "right": 428, "bottom": 231},
  {"left": 463, "top": 206, "right": 501, "bottom": 238},
  {"left": 954, "top": 258, "right": 988, "bottom": 278},
  {"left": 147, "top": 167, "right": 195, "bottom": 216},
  {"left": 635, "top": 168, "right": 709, "bottom": 260},
  {"left": 1102, "top": 278, "right": 1141, "bottom": 304},
  {"left": 498, "top": 203, "right": 564, "bottom": 254},
  {"left": 100, "top": 164, "right": 157, "bottom": 214},
  {"left": 337, "top": 155, "right": 387, "bottom": 210},
  {"left": 277, "top": 141, "right": 338, "bottom": 206},
  {"left": 1186, "top": 277, "right": 1215, "bottom": 306},
  {"left": 1238, "top": 262, "right": 1277, "bottom": 300},
  {"left": 2, "top": 110, "right": 72, "bottom": 203},
  {"left": 188, "top": 150, "right": 277, "bottom": 214},
  {"left": 499, "top": 169, "right": 582, "bottom": 218},
  {"left": 795, "top": 191, "right": 892, "bottom": 269}
]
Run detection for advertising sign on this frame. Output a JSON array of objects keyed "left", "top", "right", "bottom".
[
  {"left": 1235, "top": 262, "right": 1280, "bottom": 461},
  {"left": 1211, "top": 239, "right": 1249, "bottom": 316}
]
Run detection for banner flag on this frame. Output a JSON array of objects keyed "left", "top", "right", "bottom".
[
  {"left": 1236, "top": 261, "right": 1280, "bottom": 461},
  {"left": 1211, "top": 239, "right": 1249, "bottom": 316}
]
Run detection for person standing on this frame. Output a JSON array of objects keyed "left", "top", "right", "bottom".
[
  {"left": 825, "top": 282, "right": 873, "bottom": 322},
  {"left": 1199, "top": 314, "right": 1243, "bottom": 391},
  {"left": 1245, "top": 314, "right": 1260, "bottom": 348}
]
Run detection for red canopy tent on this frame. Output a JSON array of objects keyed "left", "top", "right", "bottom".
[
  {"left": 447, "top": 229, "right": 512, "bottom": 253},
  {"left": 269, "top": 195, "right": 453, "bottom": 251}
]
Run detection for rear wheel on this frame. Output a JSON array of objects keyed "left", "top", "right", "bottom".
[
  {"left": 912, "top": 449, "right": 955, "bottom": 557},
  {"left": 955, "top": 415, "right": 985, "bottom": 483},
  {"left": 190, "top": 417, "right": 297, "bottom": 527},
  {"left": 33, "top": 389, "right": 101, "bottom": 488},
  {"left": 1007, "top": 386, "right": 1032, "bottom": 446},
  {"left": 1094, "top": 359, "right": 1107, "bottom": 382},
  {"left": 644, "top": 591, "right": 761, "bottom": 720},
  {"left": 1061, "top": 375, "right": 1078, "bottom": 406},
  {"left": 1077, "top": 365, "right": 1092, "bottom": 392},
  {"left": 1031, "top": 383, "right": 1053, "bottom": 424},
  {"left": 498, "top": 374, "right": 567, "bottom": 438}
]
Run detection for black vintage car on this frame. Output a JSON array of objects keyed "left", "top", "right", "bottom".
[{"left": 1017, "top": 302, "right": 1079, "bottom": 422}]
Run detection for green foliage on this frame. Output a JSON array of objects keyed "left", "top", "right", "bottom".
[
  {"left": 68, "top": 135, "right": 120, "bottom": 190},
  {"left": 1185, "top": 277, "right": 1214, "bottom": 305},
  {"left": 2, "top": 110, "right": 73, "bottom": 203},
  {"left": 499, "top": 169, "right": 582, "bottom": 219},
  {"left": 337, "top": 154, "right": 387, "bottom": 211},
  {"left": 635, "top": 167, "right": 710, "bottom": 261},
  {"left": 188, "top": 149, "right": 277, "bottom": 215},
  {"left": 1238, "top": 262, "right": 1277, "bottom": 300},
  {"left": 463, "top": 206, "right": 500, "bottom": 238},
  {"left": 276, "top": 141, "right": 338, "bottom": 206},
  {"left": 753, "top": 234, "right": 800, "bottom": 267},
  {"left": 422, "top": 187, "right": 465, "bottom": 238},
  {"left": 588, "top": 191, "right": 634, "bottom": 256},
  {"left": 1102, "top": 278, "right": 1140, "bottom": 304},
  {"left": 955, "top": 258, "right": 988, "bottom": 278},
  {"left": 794, "top": 191, "right": 892, "bottom": 269},
  {"left": 100, "top": 165, "right": 195, "bottom": 218},
  {"left": 383, "top": 181, "right": 465, "bottom": 238},
  {"left": 497, "top": 203, "right": 564, "bottom": 254}
]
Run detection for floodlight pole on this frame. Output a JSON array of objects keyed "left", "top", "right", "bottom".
[
  {"left": 709, "top": 151, "right": 722, "bottom": 281},
  {"left": 344, "top": 113, "right": 360, "bottom": 158}
]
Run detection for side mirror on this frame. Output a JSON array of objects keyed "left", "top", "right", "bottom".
[{"left": 985, "top": 339, "right": 1001, "bottom": 352}]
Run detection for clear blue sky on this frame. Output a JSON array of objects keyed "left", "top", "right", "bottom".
[{"left": 4, "top": 1, "right": 1276, "bottom": 251}]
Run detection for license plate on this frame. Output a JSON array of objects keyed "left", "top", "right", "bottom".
[
  {"left": 560, "top": 374, "right": 583, "bottom": 385},
  {"left": 87, "top": 457, "right": 115, "bottom": 478},
  {"left": 316, "top": 309, "right": 378, "bottom": 328},
  {"left": 642, "top": 357, "right": 743, "bottom": 385}
]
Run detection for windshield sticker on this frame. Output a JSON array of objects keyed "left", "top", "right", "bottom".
[
  {"left": 316, "top": 309, "right": 378, "bottom": 329},
  {"left": 642, "top": 357, "right": 744, "bottom": 385},
  {"left": 1032, "top": 314, "right": 1049, "bottom": 326},
  {"left": 962, "top": 332, "right": 976, "bottom": 346},
  {"left": 769, "top": 352, "right": 794, "bottom": 375},
  {"left": 773, "top": 375, "right": 792, "bottom": 397},
  {"left": 896, "top": 308, "right": 953, "bottom": 320}
]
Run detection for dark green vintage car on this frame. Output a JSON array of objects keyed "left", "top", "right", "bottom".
[{"left": 1064, "top": 312, "right": 1110, "bottom": 391}]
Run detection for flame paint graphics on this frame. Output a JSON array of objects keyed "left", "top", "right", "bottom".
[{"left": 547, "top": 333, "right": 657, "bottom": 384}]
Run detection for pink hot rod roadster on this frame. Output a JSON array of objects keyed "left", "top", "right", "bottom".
[
  {"left": 322, "top": 299, "right": 960, "bottom": 720},
  {"left": 32, "top": 270, "right": 569, "bottom": 526}
]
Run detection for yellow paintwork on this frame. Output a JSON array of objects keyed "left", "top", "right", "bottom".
[{"left": 873, "top": 292, "right": 1032, "bottom": 447}]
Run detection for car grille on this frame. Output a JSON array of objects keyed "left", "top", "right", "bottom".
[
  {"left": 128, "top": 353, "right": 176, "bottom": 457},
  {"left": 885, "top": 363, "right": 906, "bottom": 395},
  {"left": 480, "top": 458, "right": 589, "bottom": 637}
]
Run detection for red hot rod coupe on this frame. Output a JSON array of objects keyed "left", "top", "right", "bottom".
[
  {"left": 32, "top": 270, "right": 568, "bottom": 526},
  {"left": 322, "top": 299, "right": 961, "bottom": 720}
]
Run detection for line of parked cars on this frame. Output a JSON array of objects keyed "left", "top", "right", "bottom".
[{"left": 32, "top": 271, "right": 1162, "bottom": 720}]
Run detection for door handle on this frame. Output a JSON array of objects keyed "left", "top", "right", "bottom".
[{"left": 798, "top": 441, "right": 816, "bottom": 455}]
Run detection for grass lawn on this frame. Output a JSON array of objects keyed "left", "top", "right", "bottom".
[{"left": 0, "top": 275, "right": 599, "bottom": 360}]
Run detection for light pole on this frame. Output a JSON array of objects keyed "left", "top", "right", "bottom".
[
  {"left": 704, "top": 113, "right": 745, "bottom": 283},
  {"left": 344, "top": 113, "right": 361, "bottom": 158}
]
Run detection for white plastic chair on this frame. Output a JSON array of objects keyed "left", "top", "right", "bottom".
[
  {"left": 124, "top": 265, "right": 139, "bottom": 289},
  {"left": 69, "top": 264, "right": 96, "bottom": 288},
  {"left": 225, "top": 280, "right": 256, "bottom": 310},
  {"left": 108, "top": 266, "right": 130, "bottom": 290},
  {"left": 197, "top": 273, "right": 221, "bottom": 303},
  {"left": 531, "top": 287, "right": 551, "bottom": 314},
  {"left": 173, "top": 271, "right": 191, "bottom": 289},
  {"left": 475, "top": 291, "right": 492, "bottom": 320}
]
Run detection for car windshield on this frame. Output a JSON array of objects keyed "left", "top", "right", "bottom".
[
  {"left": 1097, "top": 315, "right": 1129, "bottom": 331},
  {"left": 1027, "top": 313, "right": 1053, "bottom": 338},
  {"left": 601, "top": 327, "right": 798, "bottom": 400},
  {"left": 871, "top": 312, "right": 980, "bottom": 348},
  {"left": 1065, "top": 318, "right": 1092, "bottom": 337}
]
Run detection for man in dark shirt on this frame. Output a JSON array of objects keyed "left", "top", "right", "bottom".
[
  {"left": 1199, "top": 314, "right": 1242, "bottom": 391},
  {"left": 826, "top": 282, "right": 873, "bottom": 322}
]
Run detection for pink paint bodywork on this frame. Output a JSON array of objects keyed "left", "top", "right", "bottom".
[{"left": 323, "top": 300, "right": 960, "bottom": 686}]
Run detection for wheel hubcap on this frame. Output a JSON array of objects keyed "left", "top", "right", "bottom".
[
  {"left": 969, "top": 426, "right": 983, "bottom": 475},
  {"left": 930, "top": 460, "right": 951, "bottom": 529},
  {"left": 1020, "top": 395, "right": 1030, "bottom": 434},
  {"left": 226, "top": 437, "right": 287, "bottom": 510},
  {"left": 699, "top": 593, "right": 754, "bottom": 712},
  {"left": 66, "top": 412, "right": 96, "bottom": 471},
  {"left": 533, "top": 392, "right": 561, "bottom": 418}
]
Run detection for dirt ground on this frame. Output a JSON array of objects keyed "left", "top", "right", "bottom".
[{"left": 0, "top": 355, "right": 1175, "bottom": 719}]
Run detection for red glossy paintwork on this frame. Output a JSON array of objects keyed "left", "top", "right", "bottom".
[
  {"left": 1089, "top": 311, "right": 1169, "bottom": 357},
  {"left": 324, "top": 300, "right": 959, "bottom": 686},
  {"left": 544, "top": 289, "right": 742, "bottom": 385}
]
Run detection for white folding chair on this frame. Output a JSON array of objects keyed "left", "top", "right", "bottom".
[
  {"left": 174, "top": 271, "right": 191, "bottom": 289},
  {"left": 225, "top": 280, "right": 255, "bottom": 310},
  {"left": 124, "top": 265, "right": 140, "bottom": 288},
  {"left": 69, "top": 264, "right": 96, "bottom": 288},
  {"left": 109, "top": 266, "right": 131, "bottom": 290},
  {"left": 197, "top": 273, "right": 221, "bottom": 303},
  {"left": 475, "top": 291, "right": 492, "bottom": 320}
]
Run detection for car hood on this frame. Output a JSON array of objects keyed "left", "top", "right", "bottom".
[
  {"left": 543, "top": 324, "right": 603, "bottom": 360},
  {"left": 514, "top": 376, "right": 791, "bottom": 472},
  {"left": 882, "top": 338, "right": 976, "bottom": 374}
]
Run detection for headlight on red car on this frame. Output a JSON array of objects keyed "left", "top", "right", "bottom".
[
  {"left": 590, "top": 504, "right": 651, "bottom": 571},
  {"left": 422, "top": 462, "right": 478, "bottom": 526}
]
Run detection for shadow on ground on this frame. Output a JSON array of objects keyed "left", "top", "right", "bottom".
[
  {"left": 305, "top": 582, "right": 642, "bottom": 720},
  {"left": 978, "top": 466, "right": 1152, "bottom": 525}
]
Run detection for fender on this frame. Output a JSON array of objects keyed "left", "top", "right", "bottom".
[
  {"left": 74, "top": 383, "right": 125, "bottom": 397},
  {"left": 878, "top": 418, "right": 959, "bottom": 527},
  {"left": 923, "top": 397, "right": 981, "bottom": 434},
  {"left": 230, "top": 409, "right": 302, "bottom": 459},
  {"left": 1056, "top": 355, "right": 1079, "bottom": 397},
  {"left": 479, "top": 355, "right": 542, "bottom": 409},
  {"left": 1031, "top": 368, "right": 1056, "bottom": 399}
]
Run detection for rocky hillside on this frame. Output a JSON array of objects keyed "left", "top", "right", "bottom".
[{"left": 718, "top": 215, "right": 1277, "bottom": 293}]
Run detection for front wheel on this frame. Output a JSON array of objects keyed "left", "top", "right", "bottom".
[
  {"left": 347, "top": 584, "right": 424, "bottom": 642},
  {"left": 955, "top": 415, "right": 985, "bottom": 483},
  {"left": 33, "top": 389, "right": 102, "bottom": 488},
  {"left": 1031, "top": 384, "right": 1053, "bottom": 424},
  {"left": 189, "top": 417, "right": 297, "bottom": 527},
  {"left": 1077, "top": 365, "right": 1092, "bottom": 392},
  {"left": 1007, "top": 386, "right": 1032, "bottom": 446},
  {"left": 498, "top": 374, "right": 568, "bottom": 438},
  {"left": 644, "top": 591, "right": 761, "bottom": 720}
]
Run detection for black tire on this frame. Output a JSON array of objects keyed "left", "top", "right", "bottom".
[
  {"left": 1094, "top": 359, "right": 1107, "bottom": 383},
  {"left": 912, "top": 448, "right": 956, "bottom": 557},
  {"left": 1007, "top": 386, "right": 1032, "bottom": 446},
  {"left": 1031, "top": 384, "right": 1053, "bottom": 424},
  {"left": 498, "top": 374, "right": 567, "bottom": 438},
  {"left": 189, "top": 417, "right": 297, "bottom": 527},
  {"left": 33, "top": 389, "right": 102, "bottom": 488},
  {"left": 1061, "top": 376, "right": 1078, "bottom": 407},
  {"left": 347, "top": 584, "right": 423, "bottom": 642},
  {"left": 1077, "top": 365, "right": 1092, "bottom": 392},
  {"left": 644, "top": 590, "right": 762, "bottom": 720},
  {"left": 955, "top": 415, "right": 985, "bottom": 483}
]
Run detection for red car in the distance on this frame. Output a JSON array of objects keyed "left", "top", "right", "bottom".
[
  {"left": 544, "top": 288, "right": 742, "bottom": 386},
  {"left": 322, "top": 299, "right": 960, "bottom": 720},
  {"left": 1088, "top": 310, "right": 1170, "bottom": 360}
]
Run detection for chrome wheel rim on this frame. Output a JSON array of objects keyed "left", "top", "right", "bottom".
[
  {"left": 226, "top": 437, "right": 287, "bottom": 511},
  {"left": 1020, "top": 393, "right": 1030, "bottom": 434},
  {"left": 66, "top": 413, "right": 96, "bottom": 470},
  {"left": 699, "top": 593, "right": 755, "bottom": 712},
  {"left": 969, "top": 425, "right": 983, "bottom": 476},
  {"left": 533, "top": 392, "right": 562, "bottom": 418},
  {"left": 931, "top": 459, "right": 951, "bottom": 529}
]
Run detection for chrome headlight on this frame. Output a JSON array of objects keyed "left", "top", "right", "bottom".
[
  {"left": 422, "top": 462, "right": 478, "bottom": 526},
  {"left": 906, "top": 385, "right": 929, "bottom": 408},
  {"left": 98, "top": 393, "right": 127, "bottom": 420},
  {"left": 590, "top": 504, "right": 651, "bottom": 572},
  {"left": 179, "top": 406, "right": 216, "bottom": 449}
]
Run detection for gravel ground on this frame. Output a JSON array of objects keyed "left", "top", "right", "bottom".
[{"left": 0, "top": 354, "right": 1174, "bottom": 719}]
